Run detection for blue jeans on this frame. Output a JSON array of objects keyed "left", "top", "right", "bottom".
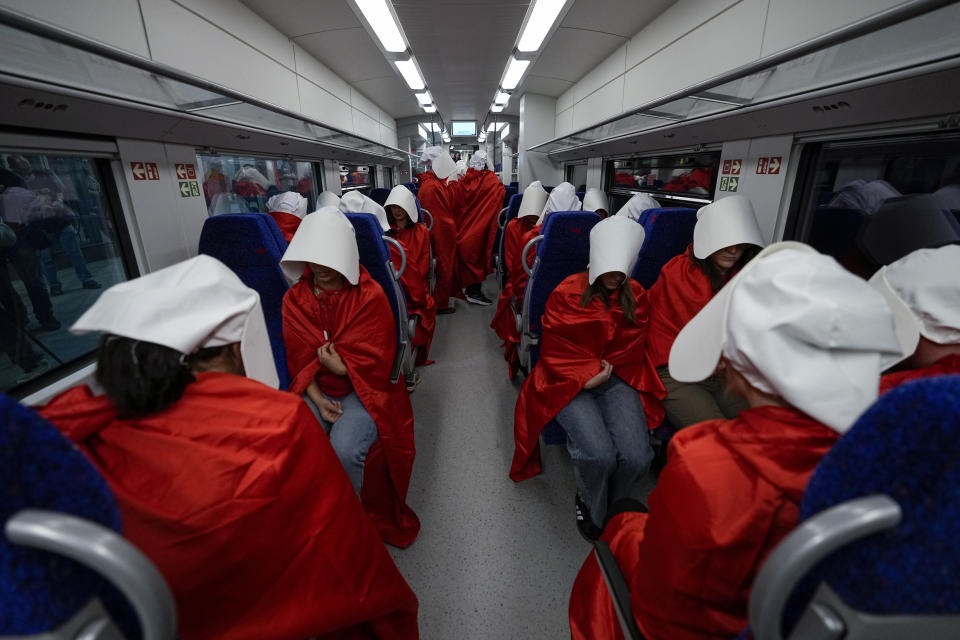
[
  {"left": 41, "top": 225, "right": 93, "bottom": 286},
  {"left": 303, "top": 391, "right": 379, "bottom": 495},
  {"left": 555, "top": 374, "right": 653, "bottom": 527}
]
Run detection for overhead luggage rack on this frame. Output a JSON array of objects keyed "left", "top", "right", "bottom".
[
  {"left": 0, "top": 6, "right": 414, "bottom": 165},
  {"left": 529, "top": 0, "right": 960, "bottom": 159}
]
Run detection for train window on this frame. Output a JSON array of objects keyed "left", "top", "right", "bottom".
[
  {"left": 565, "top": 164, "right": 587, "bottom": 192},
  {"left": 606, "top": 151, "right": 720, "bottom": 210},
  {"left": 787, "top": 134, "right": 960, "bottom": 279},
  {"left": 1, "top": 151, "right": 135, "bottom": 395},
  {"left": 340, "top": 164, "right": 372, "bottom": 194},
  {"left": 196, "top": 154, "right": 319, "bottom": 215}
]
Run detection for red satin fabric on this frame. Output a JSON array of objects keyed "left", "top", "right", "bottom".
[
  {"left": 416, "top": 172, "right": 459, "bottom": 308},
  {"left": 569, "top": 406, "right": 839, "bottom": 640},
  {"left": 646, "top": 245, "right": 715, "bottom": 367},
  {"left": 39, "top": 373, "right": 419, "bottom": 640},
  {"left": 880, "top": 353, "right": 960, "bottom": 394},
  {"left": 455, "top": 168, "right": 505, "bottom": 286},
  {"left": 490, "top": 216, "right": 540, "bottom": 377},
  {"left": 268, "top": 211, "right": 301, "bottom": 243},
  {"left": 389, "top": 223, "right": 437, "bottom": 365},
  {"left": 282, "top": 267, "right": 420, "bottom": 547},
  {"left": 510, "top": 273, "right": 666, "bottom": 481}
]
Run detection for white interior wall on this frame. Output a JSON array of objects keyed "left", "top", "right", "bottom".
[
  {"left": 0, "top": 0, "right": 399, "bottom": 148},
  {"left": 553, "top": 0, "right": 910, "bottom": 139},
  {"left": 518, "top": 93, "right": 562, "bottom": 188}
]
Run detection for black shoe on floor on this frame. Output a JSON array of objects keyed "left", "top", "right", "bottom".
[
  {"left": 37, "top": 317, "right": 62, "bottom": 332},
  {"left": 49, "top": 284, "right": 63, "bottom": 296},
  {"left": 575, "top": 493, "right": 604, "bottom": 541},
  {"left": 464, "top": 284, "right": 492, "bottom": 306},
  {"left": 437, "top": 306, "right": 456, "bottom": 315}
]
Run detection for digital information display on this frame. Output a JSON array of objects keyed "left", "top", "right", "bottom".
[{"left": 451, "top": 121, "right": 476, "bottom": 137}]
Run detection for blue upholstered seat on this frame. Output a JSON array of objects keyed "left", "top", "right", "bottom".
[
  {"left": 503, "top": 186, "right": 518, "bottom": 209},
  {"left": 493, "top": 193, "right": 524, "bottom": 289},
  {"left": 198, "top": 213, "right": 291, "bottom": 390},
  {"left": 519, "top": 211, "right": 601, "bottom": 444},
  {"left": 576, "top": 191, "right": 585, "bottom": 204},
  {"left": 344, "top": 213, "right": 410, "bottom": 382},
  {"left": 0, "top": 394, "right": 122, "bottom": 635},
  {"left": 369, "top": 188, "right": 390, "bottom": 206},
  {"left": 631, "top": 208, "right": 697, "bottom": 288}
]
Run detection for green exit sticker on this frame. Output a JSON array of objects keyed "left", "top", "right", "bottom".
[
  {"left": 719, "top": 176, "right": 729, "bottom": 191},
  {"left": 728, "top": 176, "right": 739, "bottom": 192},
  {"left": 179, "top": 181, "right": 200, "bottom": 197}
]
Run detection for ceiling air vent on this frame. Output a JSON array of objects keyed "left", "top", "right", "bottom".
[
  {"left": 812, "top": 101, "right": 851, "bottom": 113},
  {"left": 18, "top": 98, "right": 68, "bottom": 112}
]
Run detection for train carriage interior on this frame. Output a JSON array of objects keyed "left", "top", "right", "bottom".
[{"left": 2, "top": 0, "right": 960, "bottom": 639}]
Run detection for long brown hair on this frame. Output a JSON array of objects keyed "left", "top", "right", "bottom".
[
  {"left": 580, "top": 276, "right": 637, "bottom": 324},
  {"left": 692, "top": 244, "right": 761, "bottom": 292}
]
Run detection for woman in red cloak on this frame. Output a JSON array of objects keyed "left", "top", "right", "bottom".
[
  {"left": 38, "top": 254, "right": 420, "bottom": 640},
  {"left": 266, "top": 190, "right": 308, "bottom": 242},
  {"left": 416, "top": 146, "right": 460, "bottom": 312},
  {"left": 383, "top": 185, "right": 437, "bottom": 373},
  {"left": 455, "top": 151, "right": 505, "bottom": 305},
  {"left": 280, "top": 207, "right": 420, "bottom": 548},
  {"left": 568, "top": 243, "right": 910, "bottom": 640},
  {"left": 645, "top": 195, "right": 764, "bottom": 428},
  {"left": 490, "top": 180, "right": 549, "bottom": 377},
  {"left": 511, "top": 216, "right": 665, "bottom": 538},
  {"left": 869, "top": 245, "right": 960, "bottom": 393}
]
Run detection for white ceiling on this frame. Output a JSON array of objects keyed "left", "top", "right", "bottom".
[{"left": 242, "top": 0, "right": 676, "bottom": 124}]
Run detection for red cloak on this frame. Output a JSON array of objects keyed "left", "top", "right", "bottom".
[
  {"left": 569, "top": 406, "right": 839, "bottom": 640},
  {"left": 646, "top": 245, "right": 715, "bottom": 368},
  {"left": 416, "top": 171, "right": 459, "bottom": 308},
  {"left": 389, "top": 223, "right": 437, "bottom": 364},
  {"left": 39, "top": 373, "right": 419, "bottom": 640},
  {"left": 880, "top": 353, "right": 960, "bottom": 394},
  {"left": 490, "top": 216, "right": 539, "bottom": 376},
  {"left": 268, "top": 210, "right": 301, "bottom": 243},
  {"left": 454, "top": 168, "right": 505, "bottom": 286},
  {"left": 511, "top": 272, "right": 666, "bottom": 482},
  {"left": 282, "top": 267, "right": 420, "bottom": 547}
]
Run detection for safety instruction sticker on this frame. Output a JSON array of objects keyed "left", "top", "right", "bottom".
[
  {"left": 175, "top": 163, "right": 197, "bottom": 180},
  {"left": 719, "top": 158, "right": 742, "bottom": 192},
  {"left": 756, "top": 156, "right": 782, "bottom": 174},
  {"left": 178, "top": 181, "right": 200, "bottom": 197},
  {"left": 131, "top": 162, "right": 159, "bottom": 181}
]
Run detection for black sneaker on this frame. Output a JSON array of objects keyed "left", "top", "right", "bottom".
[
  {"left": 464, "top": 284, "right": 492, "bottom": 306},
  {"left": 49, "top": 284, "right": 63, "bottom": 296},
  {"left": 405, "top": 371, "right": 422, "bottom": 393},
  {"left": 575, "top": 493, "right": 604, "bottom": 541}
]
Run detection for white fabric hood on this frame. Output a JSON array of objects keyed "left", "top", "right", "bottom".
[
  {"left": 421, "top": 146, "right": 458, "bottom": 180},
  {"left": 280, "top": 207, "right": 359, "bottom": 285},
  {"left": 316, "top": 191, "right": 342, "bottom": 209},
  {"left": 470, "top": 151, "right": 490, "bottom": 171},
  {"left": 537, "top": 182, "right": 581, "bottom": 225},
  {"left": 582, "top": 188, "right": 609, "bottom": 215},
  {"left": 384, "top": 185, "right": 419, "bottom": 224},
  {"left": 692, "top": 195, "right": 765, "bottom": 258},
  {"left": 588, "top": 216, "right": 646, "bottom": 284},
  {"left": 71, "top": 254, "right": 279, "bottom": 388},
  {"left": 266, "top": 191, "right": 308, "bottom": 219},
  {"left": 339, "top": 190, "right": 389, "bottom": 231},
  {"left": 518, "top": 181, "right": 549, "bottom": 219},
  {"left": 615, "top": 193, "right": 661, "bottom": 221},
  {"left": 669, "top": 243, "right": 909, "bottom": 433}
]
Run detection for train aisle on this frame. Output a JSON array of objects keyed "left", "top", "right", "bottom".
[{"left": 389, "top": 277, "right": 655, "bottom": 638}]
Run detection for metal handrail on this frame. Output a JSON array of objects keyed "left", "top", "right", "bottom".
[
  {"left": 420, "top": 208, "right": 434, "bottom": 231},
  {"left": 521, "top": 235, "right": 544, "bottom": 277},
  {"left": 382, "top": 235, "right": 406, "bottom": 280}
]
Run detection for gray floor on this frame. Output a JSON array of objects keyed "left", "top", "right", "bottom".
[{"left": 389, "top": 278, "right": 657, "bottom": 640}]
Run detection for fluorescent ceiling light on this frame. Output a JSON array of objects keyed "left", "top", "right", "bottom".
[
  {"left": 415, "top": 91, "right": 432, "bottom": 105},
  {"left": 478, "top": 133, "right": 487, "bottom": 142},
  {"left": 395, "top": 59, "right": 425, "bottom": 90},
  {"left": 423, "top": 105, "right": 436, "bottom": 113},
  {"left": 502, "top": 57, "right": 530, "bottom": 90},
  {"left": 418, "top": 124, "right": 429, "bottom": 139},
  {"left": 487, "top": 122, "right": 507, "bottom": 131},
  {"left": 495, "top": 90, "right": 511, "bottom": 105},
  {"left": 491, "top": 104, "right": 504, "bottom": 113},
  {"left": 517, "top": 0, "right": 566, "bottom": 52},
  {"left": 355, "top": 0, "right": 407, "bottom": 52},
  {"left": 442, "top": 132, "right": 451, "bottom": 142},
  {"left": 499, "top": 125, "right": 510, "bottom": 138},
  {"left": 424, "top": 122, "right": 442, "bottom": 131}
]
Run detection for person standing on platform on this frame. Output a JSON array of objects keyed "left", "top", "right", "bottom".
[
  {"left": 455, "top": 151, "right": 504, "bottom": 306},
  {"left": 417, "top": 146, "right": 460, "bottom": 314}
]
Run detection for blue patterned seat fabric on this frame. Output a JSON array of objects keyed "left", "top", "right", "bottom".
[
  {"left": 0, "top": 394, "right": 122, "bottom": 635},
  {"left": 503, "top": 186, "right": 518, "bottom": 209},
  {"left": 525, "top": 211, "right": 601, "bottom": 444},
  {"left": 198, "top": 213, "right": 291, "bottom": 389},
  {"left": 630, "top": 208, "right": 698, "bottom": 289},
  {"left": 493, "top": 193, "right": 525, "bottom": 278}
]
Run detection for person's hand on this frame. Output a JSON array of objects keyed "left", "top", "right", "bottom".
[
  {"left": 317, "top": 395, "right": 343, "bottom": 423},
  {"left": 583, "top": 360, "right": 613, "bottom": 390},
  {"left": 317, "top": 342, "right": 348, "bottom": 376}
]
